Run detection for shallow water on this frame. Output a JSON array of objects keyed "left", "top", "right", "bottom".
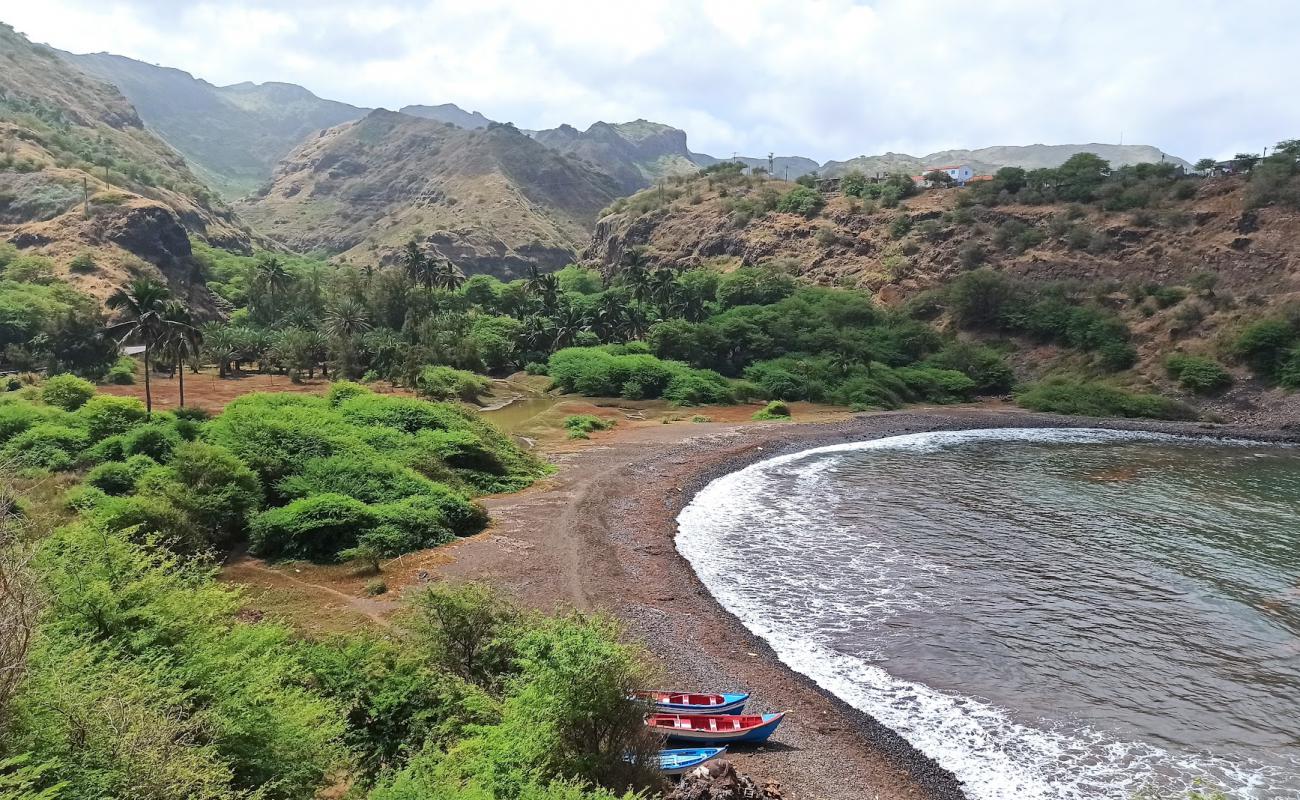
[
  {"left": 676, "top": 429, "right": 1300, "bottom": 799},
  {"left": 479, "top": 395, "right": 559, "bottom": 432}
]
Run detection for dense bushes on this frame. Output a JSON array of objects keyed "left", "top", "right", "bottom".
[
  {"left": 941, "top": 270, "right": 1135, "bottom": 370},
  {"left": 1231, "top": 315, "right": 1300, "bottom": 387},
  {"left": 0, "top": 382, "right": 542, "bottom": 562},
  {"left": 1016, "top": 377, "right": 1197, "bottom": 420},
  {"left": 40, "top": 373, "right": 95, "bottom": 410},
  {"left": 1165, "top": 354, "right": 1233, "bottom": 393},
  {"left": 776, "top": 186, "right": 824, "bottom": 216},
  {"left": 6, "top": 514, "right": 657, "bottom": 800},
  {"left": 417, "top": 365, "right": 490, "bottom": 402},
  {"left": 547, "top": 347, "right": 735, "bottom": 405}
]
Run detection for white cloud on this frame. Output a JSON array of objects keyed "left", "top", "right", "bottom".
[{"left": 4, "top": 0, "right": 1296, "bottom": 162}]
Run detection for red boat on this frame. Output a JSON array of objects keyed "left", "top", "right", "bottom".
[
  {"left": 645, "top": 712, "right": 786, "bottom": 744},
  {"left": 633, "top": 691, "right": 749, "bottom": 715}
]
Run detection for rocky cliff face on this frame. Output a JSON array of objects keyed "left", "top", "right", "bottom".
[
  {"left": 0, "top": 24, "right": 250, "bottom": 306},
  {"left": 238, "top": 110, "right": 621, "bottom": 277},
  {"left": 532, "top": 119, "right": 706, "bottom": 195}
]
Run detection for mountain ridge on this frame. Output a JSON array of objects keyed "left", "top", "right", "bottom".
[{"left": 236, "top": 108, "right": 621, "bottom": 277}]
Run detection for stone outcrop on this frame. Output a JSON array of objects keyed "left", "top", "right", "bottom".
[{"left": 665, "top": 760, "right": 783, "bottom": 800}]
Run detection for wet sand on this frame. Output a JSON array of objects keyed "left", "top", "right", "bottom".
[{"left": 418, "top": 406, "right": 1298, "bottom": 800}]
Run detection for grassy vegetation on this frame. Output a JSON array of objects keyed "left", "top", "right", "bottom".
[
  {"left": 562, "top": 415, "right": 616, "bottom": 439},
  {"left": 0, "top": 380, "right": 545, "bottom": 561},
  {"left": 931, "top": 269, "right": 1137, "bottom": 371},
  {"left": 1016, "top": 377, "right": 1197, "bottom": 420},
  {"left": 0, "top": 259, "right": 118, "bottom": 378},
  {"left": 752, "top": 400, "right": 791, "bottom": 420}
]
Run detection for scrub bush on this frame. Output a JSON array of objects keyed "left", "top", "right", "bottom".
[
  {"left": 1165, "top": 354, "right": 1233, "bottom": 394},
  {"left": 40, "top": 373, "right": 95, "bottom": 410},
  {"left": 1016, "top": 378, "right": 1197, "bottom": 420}
]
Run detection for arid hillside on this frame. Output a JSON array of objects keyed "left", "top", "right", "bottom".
[
  {"left": 0, "top": 24, "right": 251, "bottom": 306},
  {"left": 238, "top": 110, "right": 622, "bottom": 278},
  {"left": 586, "top": 165, "right": 1300, "bottom": 421}
]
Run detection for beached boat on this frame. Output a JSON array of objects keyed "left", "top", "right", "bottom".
[
  {"left": 655, "top": 747, "right": 727, "bottom": 775},
  {"left": 635, "top": 691, "right": 749, "bottom": 715},
  {"left": 645, "top": 712, "right": 786, "bottom": 744}
]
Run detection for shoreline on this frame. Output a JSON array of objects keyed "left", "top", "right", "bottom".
[{"left": 441, "top": 406, "right": 1299, "bottom": 800}]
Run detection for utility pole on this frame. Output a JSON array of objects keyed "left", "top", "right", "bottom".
[
  {"left": 82, "top": 177, "right": 89, "bottom": 217},
  {"left": 768, "top": 152, "right": 774, "bottom": 178}
]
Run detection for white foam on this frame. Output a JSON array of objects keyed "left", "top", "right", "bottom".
[{"left": 676, "top": 428, "right": 1296, "bottom": 800}]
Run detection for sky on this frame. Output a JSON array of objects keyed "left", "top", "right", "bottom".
[{"left": 4, "top": 0, "right": 1296, "bottom": 163}]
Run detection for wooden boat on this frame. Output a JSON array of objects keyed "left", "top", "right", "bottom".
[
  {"left": 645, "top": 712, "right": 786, "bottom": 744},
  {"left": 655, "top": 747, "right": 727, "bottom": 775},
  {"left": 635, "top": 690, "right": 749, "bottom": 715}
]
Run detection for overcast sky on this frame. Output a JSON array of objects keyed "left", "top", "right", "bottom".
[{"left": 5, "top": 0, "right": 1295, "bottom": 163}]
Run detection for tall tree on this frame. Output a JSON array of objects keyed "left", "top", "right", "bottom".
[
  {"left": 106, "top": 278, "right": 172, "bottom": 415},
  {"left": 432, "top": 256, "right": 466, "bottom": 292},
  {"left": 402, "top": 240, "right": 436, "bottom": 292},
  {"left": 159, "top": 301, "right": 201, "bottom": 409}
]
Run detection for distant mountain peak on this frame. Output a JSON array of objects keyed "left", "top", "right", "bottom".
[{"left": 398, "top": 103, "right": 492, "bottom": 130}]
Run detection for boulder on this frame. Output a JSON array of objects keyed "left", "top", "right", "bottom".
[{"left": 665, "top": 759, "right": 782, "bottom": 800}]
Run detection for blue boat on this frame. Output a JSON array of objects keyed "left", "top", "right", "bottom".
[
  {"left": 635, "top": 690, "right": 749, "bottom": 715},
  {"left": 646, "top": 712, "right": 786, "bottom": 744},
  {"left": 655, "top": 747, "right": 727, "bottom": 775}
]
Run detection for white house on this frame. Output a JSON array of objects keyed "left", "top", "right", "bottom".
[{"left": 923, "top": 164, "right": 975, "bottom": 185}]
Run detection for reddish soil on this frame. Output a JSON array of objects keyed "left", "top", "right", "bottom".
[{"left": 97, "top": 364, "right": 411, "bottom": 412}]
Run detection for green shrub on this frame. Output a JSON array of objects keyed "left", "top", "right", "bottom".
[
  {"left": 524, "top": 361, "right": 548, "bottom": 376},
  {"left": 105, "top": 356, "right": 136, "bottom": 384},
  {"left": 122, "top": 422, "right": 182, "bottom": 461},
  {"left": 776, "top": 186, "right": 824, "bottom": 216},
  {"left": 41, "top": 373, "right": 96, "bottom": 410},
  {"left": 1232, "top": 318, "right": 1298, "bottom": 380},
  {"left": 364, "top": 579, "right": 387, "bottom": 596},
  {"left": 0, "top": 402, "right": 57, "bottom": 444},
  {"left": 85, "top": 459, "right": 140, "bottom": 495},
  {"left": 278, "top": 453, "right": 450, "bottom": 505},
  {"left": 1016, "top": 378, "right": 1196, "bottom": 420},
  {"left": 1, "top": 423, "right": 88, "bottom": 470},
  {"left": 563, "top": 415, "right": 616, "bottom": 439},
  {"left": 78, "top": 395, "right": 148, "bottom": 440},
  {"left": 165, "top": 442, "right": 262, "bottom": 547},
  {"left": 249, "top": 493, "right": 379, "bottom": 561},
  {"left": 326, "top": 380, "right": 371, "bottom": 407},
  {"left": 752, "top": 400, "right": 791, "bottom": 420},
  {"left": 68, "top": 251, "right": 97, "bottom": 273},
  {"left": 1165, "top": 354, "right": 1233, "bottom": 394},
  {"left": 372, "top": 493, "right": 465, "bottom": 544},
  {"left": 416, "top": 365, "right": 490, "bottom": 403},
  {"left": 923, "top": 342, "right": 1014, "bottom": 394},
  {"left": 547, "top": 347, "right": 734, "bottom": 404},
  {"left": 893, "top": 366, "right": 977, "bottom": 403}
]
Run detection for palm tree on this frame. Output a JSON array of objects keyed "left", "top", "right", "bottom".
[
  {"left": 536, "top": 273, "right": 561, "bottom": 311},
  {"left": 159, "top": 301, "right": 201, "bottom": 408},
  {"left": 524, "top": 262, "right": 545, "bottom": 296},
  {"left": 324, "top": 299, "right": 372, "bottom": 340},
  {"left": 324, "top": 299, "right": 372, "bottom": 378},
  {"left": 106, "top": 278, "right": 171, "bottom": 415},
  {"left": 251, "top": 255, "right": 293, "bottom": 323},
  {"left": 432, "top": 256, "right": 465, "bottom": 291},
  {"left": 649, "top": 268, "right": 677, "bottom": 310},
  {"left": 402, "top": 240, "right": 436, "bottom": 291}
]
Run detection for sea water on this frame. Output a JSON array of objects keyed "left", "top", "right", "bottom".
[{"left": 677, "top": 429, "right": 1300, "bottom": 799}]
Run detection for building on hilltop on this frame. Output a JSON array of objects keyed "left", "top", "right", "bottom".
[{"left": 915, "top": 164, "right": 976, "bottom": 186}]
